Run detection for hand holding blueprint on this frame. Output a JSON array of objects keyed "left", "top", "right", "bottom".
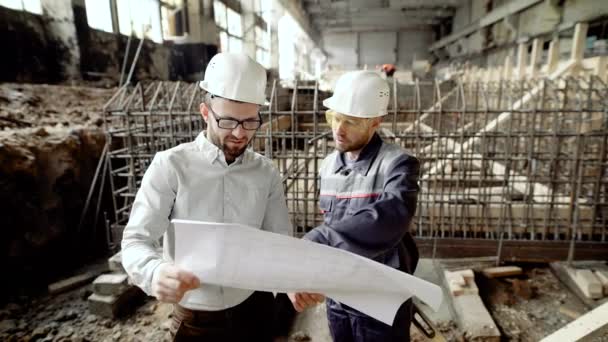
[{"left": 172, "top": 219, "right": 442, "bottom": 325}]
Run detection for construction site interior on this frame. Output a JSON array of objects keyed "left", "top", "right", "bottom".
[{"left": 1, "top": 0, "right": 608, "bottom": 341}]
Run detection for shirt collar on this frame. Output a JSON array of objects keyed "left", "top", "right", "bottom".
[
  {"left": 332, "top": 133, "right": 383, "bottom": 176},
  {"left": 195, "top": 131, "right": 248, "bottom": 165}
]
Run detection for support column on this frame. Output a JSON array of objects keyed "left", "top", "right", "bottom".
[{"left": 41, "top": 0, "right": 81, "bottom": 80}]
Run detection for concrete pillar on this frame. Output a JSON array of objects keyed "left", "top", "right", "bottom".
[
  {"left": 529, "top": 38, "right": 542, "bottom": 77},
  {"left": 269, "top": 6, "right": 284, "bottom": 71},
  {"left": 547, "top": 38, "right": 560, "bottom": 73},
  {"left": 516, "top": 43, "right": 527, "bottom": 79},
  {"left": 187, "top": 0, "right": 217, "bottom": 45},
  {"left": 41, "top": 0, "right": 81, "bottom": 80},
  {"left": 241, "top": 0, "right": 256, "bottom": 59},
  {"left": 570, "top": 22, "right": 588, "bottom": 62},
  {"left": 503, "top": 55, "right": 512, "bottom": 80}
]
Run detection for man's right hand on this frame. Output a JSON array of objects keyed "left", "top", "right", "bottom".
[
  {"left": 287, "top": 292, "right": 325, "bottom": 312},
  {"left": 151, "top": 263, "right": 201, "bottom": 303}
]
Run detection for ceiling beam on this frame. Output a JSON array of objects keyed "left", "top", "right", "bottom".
[
  {"left": 388, "top": 0, "right": 460, "bottom": 8},
  {"left": 313, "top": 15, "right": 440, "bottom": 27},
  {"left": 321, "top": 24, "right": 434, "bottom": 33},
  {"left": 276, "top": 0, "right": 324, "bottom": 53},
  {"left": 305, "top": 6, "right": 454, "bottom": 17}
]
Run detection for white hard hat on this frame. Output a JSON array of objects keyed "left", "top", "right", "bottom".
[
  {"left": 323, "top": 70, "right": 389, "bottom": 118},
  {"left": 199, "top": 52, "right": 269, "bottom": 105}
]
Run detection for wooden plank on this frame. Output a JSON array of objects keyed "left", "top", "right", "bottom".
[
  {"left": 451, "top": 269, "right": 474, "bottom": 281},
  {"left": 482, "top": 266, "right": 523, "bottom": 278},
  {"left": 416, "top": 201, "right": 594, "bottom": 223},
  {"left": 446, "top": 270, "right": 478, "bottom": 296},
  {"left": 559, "top": 305, "right": 582, "bottom": 320},
  {"left": 445, "top": 269, "right": 478, "bottom": 296},
  {"left": 436, "top": 256, "right": 498, "bottom": 270},
  {"left": 594, "top": 270, "right": 608, "bottom": 296},
  {"left": 568, "top": 268, "right": 603, "bottom": 299},
  {"left": 540, "top": 301, "right": 608, "bottom": 342},
  {"left": 448, "top": 274, "right": 465, "bottom": 286},
  {"left": 48, "top": 271, "right": 100, "bottom": 295},
  {"left": 550, "top": 262, "right": 608, "bottom": 309}
]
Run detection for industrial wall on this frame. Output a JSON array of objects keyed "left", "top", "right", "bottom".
[
  {"left": 322, "top": 28, "right": 434, "bottom": 70},
  {"left": 439, "top": 0, "right": 607, "bottom": 67},
  {"left": 0, "top": 0, "right": 218, "bottom": 84}
]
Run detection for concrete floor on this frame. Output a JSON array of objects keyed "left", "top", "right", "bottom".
[{"left": 288, "top": 258, "right": 452, "bottom": 341}]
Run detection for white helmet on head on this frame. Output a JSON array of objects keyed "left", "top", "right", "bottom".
[
  {"left": 323, "top": 70, "right": 390, "bottom": 118},
  {"left": 199, "top": 52, "right": 269, "bottom": 105}
]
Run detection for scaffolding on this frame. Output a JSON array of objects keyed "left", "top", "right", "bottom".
[{"left": 103, "top": 74, "right": 608, "bottom": 261}]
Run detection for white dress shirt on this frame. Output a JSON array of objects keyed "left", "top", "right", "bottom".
[{"left": 121, "top": 132, "right": 291, "bottom": 311}]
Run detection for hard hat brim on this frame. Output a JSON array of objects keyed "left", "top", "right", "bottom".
[
  {"left": 199, "top": 81, "right": 269, "bottom": 106},
  {"left": 323, "top": 96, "right": 387, "bottom": 118}
]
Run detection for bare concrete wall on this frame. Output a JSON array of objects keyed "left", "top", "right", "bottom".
[
  {"left": 360, "top": 31, "right": 397, "bottom": 67},
  {"left": 323, "top": 32, "right": 358, "bottom": 69},
  {"left": 323, "top": 28, "right": 434, "bottom": 70},
  {"left": 397, "top": 29, "right": 434, "bottom": 66}
]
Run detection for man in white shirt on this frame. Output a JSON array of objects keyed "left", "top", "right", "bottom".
[{"left": 121, "top": 52, "right": 292, "bottom": 341}]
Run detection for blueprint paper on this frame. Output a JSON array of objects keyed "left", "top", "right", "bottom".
[{"left": 172, "top": 219, "right": 442, "bottom": 325}]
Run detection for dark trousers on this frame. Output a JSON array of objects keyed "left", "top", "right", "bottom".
[
  {"left": 326, "top": 298, "right": 412, "bottom": 342},
  {"left": 170, "top": 291, "right": 276, "bottom": 342}
]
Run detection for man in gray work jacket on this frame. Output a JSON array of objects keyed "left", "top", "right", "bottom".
[
  {"left": 121, "top": 52, "right": 291, "bottom": 341},
  {"left": 289, "top": 70, "right": 420, "bottom": 342}
]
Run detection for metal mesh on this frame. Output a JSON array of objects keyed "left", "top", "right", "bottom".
[{"left": 103, "top": 76, "right": 608, "bottom": 260}]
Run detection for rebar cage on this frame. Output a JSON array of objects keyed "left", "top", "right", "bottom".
[{"left": 103, "top": 76, "right": 608, "bottom": 260}]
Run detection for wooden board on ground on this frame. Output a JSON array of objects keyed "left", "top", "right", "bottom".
[
  {"left": 436, "top": 257, "right": 498, "bottom": 272},
  {"left": 48, "top": 271, "right": 101, "bottom": 295},
  {"left": 550, "top": 262, "right": 608, "bottom": 309},
  {"left": 594, "top": 270, "right": 608, "bottom": 296},
  {"left": 445, "top": 269, "right": 478, "bottom": 296},
  {"left": 540, "top": 300, "right": 608, "bottom": 342},
  {"left": 559, "top": 305, "right": 583, "bottom": 320},
  {"left": 482, "top": 266, "right": 523, "bottom": 278},
  {"left": 568, "top": 268, "right": 603, "bottom": 299}
]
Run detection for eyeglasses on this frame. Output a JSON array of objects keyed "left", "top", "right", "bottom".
[
  {"left": 208, "top": 105, "right": 262, "bottom": 130},
  {"left": 325, "top": 110, "right": 371, "bottom": 131}
]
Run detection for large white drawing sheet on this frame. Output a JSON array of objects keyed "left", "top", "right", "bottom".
[{"left": 173, "top": 219, "right": 442, "bottom": 325}]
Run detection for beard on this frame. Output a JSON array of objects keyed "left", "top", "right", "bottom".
[
  {"left": 207, "top": 128, "right": 251, "bottom": 162},
  {"left": 222, "top": 139, "right": 248, "bottom": 160}
]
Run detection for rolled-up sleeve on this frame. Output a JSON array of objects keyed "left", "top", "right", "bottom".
[
  {"left": 261, "top": 167, "right": 292, "bottom": 236},
  {"left": 304, "top": 154, "right": 420, "bottom": 259},
  {"left": 121, "top": 152, "right": 176, "bottom": 295}
]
